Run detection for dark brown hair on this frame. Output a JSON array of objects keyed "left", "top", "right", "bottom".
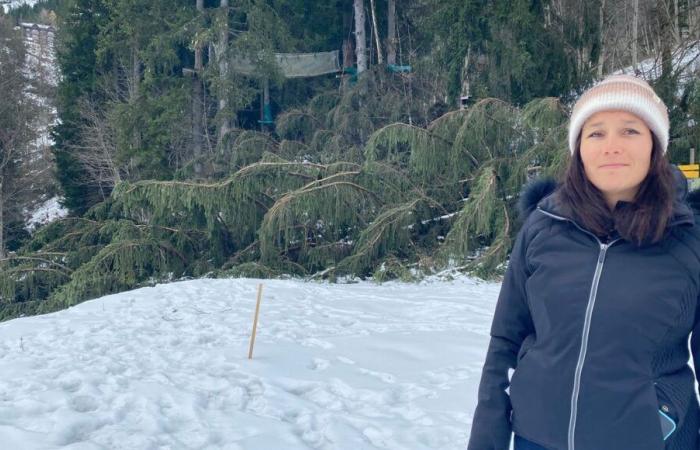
[{"left": 557, "top": 134, "right": 675, "bottom": 245}]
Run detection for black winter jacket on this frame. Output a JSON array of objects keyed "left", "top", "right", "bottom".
[{"left": 467, "top": 178, "right": 700, "bottom": 450}]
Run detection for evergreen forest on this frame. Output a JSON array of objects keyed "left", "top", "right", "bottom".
[{"left": 0, "top": 0, "right": 699, "bottom": 321}]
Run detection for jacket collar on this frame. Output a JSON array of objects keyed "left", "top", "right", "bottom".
[
  {"left": 532, "top": 165, "right": 695, "bottom": 231},
  {"left": 536, "top": 193, "right": 694, "bottom": 229}
]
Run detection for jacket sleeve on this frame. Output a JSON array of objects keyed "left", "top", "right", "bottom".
[
  {"left": 689, "top": 294, "right": 700, "bottom": 447},
  {"left": 467, "top": 224, "right": 536, "bottom": 450}
]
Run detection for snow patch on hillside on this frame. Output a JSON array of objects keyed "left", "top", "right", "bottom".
[
  {"left": 25, "top": 196, "right": 68, "bottom": 231},
  {"left": 612, "top": 40, "right": 700, "bottom": 86},
  {"left": 2, "top": 0, "right": 40, "bottom": 13},
  {"left": 0, "top": 0, "right": 39, "bottom": 13}
]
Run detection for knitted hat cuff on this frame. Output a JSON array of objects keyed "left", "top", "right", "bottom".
[{"left": 568, "top": 75, "right": 669, "bottom": 154}]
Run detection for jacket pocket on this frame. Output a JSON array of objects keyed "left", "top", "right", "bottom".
[
  {"left": 517, "top": 334, "right": 536, "bottom": 364},
  {"left": 654, "top": 381, "right": 678, "bottom": 441}
]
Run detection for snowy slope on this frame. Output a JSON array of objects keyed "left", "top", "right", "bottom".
[
  {"left": 2, "top": 0, "right": 32, "bottom": 13},
  {"left": 612, "top": 40, "right": 700, "bottom": 85},
  {"left": 2, "top": 0, "right": 39, "bottom": 12},
  {"left": 0, "top": 276, "right": 500, "bottom": 449},
  {"left": 26, "top": 196, "right": 68, "bottom": 231}
]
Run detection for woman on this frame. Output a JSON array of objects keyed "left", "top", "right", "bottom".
[{"left": 466, "top": 74, "right": 700, "bottom": 450}]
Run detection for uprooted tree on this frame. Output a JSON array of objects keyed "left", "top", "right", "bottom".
[{"left": 0, "top": 69, "right": 570, "bottom": 320}]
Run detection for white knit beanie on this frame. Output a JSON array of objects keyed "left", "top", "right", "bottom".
[{"left": 568, "top": 74, "right": 669, "bottom": 154}]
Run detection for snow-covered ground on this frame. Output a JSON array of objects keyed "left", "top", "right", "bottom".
[{"left": 0, "top": 276, "right": 500, "bottom": 449}]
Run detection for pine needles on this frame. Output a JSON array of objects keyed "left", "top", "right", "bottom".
[{"left": 0, "top": 71, "right": 569, "bottom": 321}]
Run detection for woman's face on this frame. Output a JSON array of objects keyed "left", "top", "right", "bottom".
[{"left": 579, "top": 110, "right": 653, "bottom": 209}]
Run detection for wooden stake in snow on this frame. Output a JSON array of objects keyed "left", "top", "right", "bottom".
[{"left": 248, "top": 283, "right": 264, "bottom": 359}]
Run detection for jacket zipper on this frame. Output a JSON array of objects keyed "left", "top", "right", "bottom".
[
  {"left": 653, "top": 380, "right": 677, "bottom": 420},
  {"left": 537, "top": 208, "right": 620, "bottom": 450}
]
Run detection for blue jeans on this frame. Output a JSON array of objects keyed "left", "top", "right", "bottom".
[{"left": 514, "top": 434, "right": 550, "bottom": 450}]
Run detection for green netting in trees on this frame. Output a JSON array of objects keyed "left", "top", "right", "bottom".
[{"left": 230, "top": 51, "right": 340, "bottom": 78}]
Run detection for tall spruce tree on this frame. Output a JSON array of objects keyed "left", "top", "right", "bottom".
[
  {"left": 96, "top": 0, "right": 194, "bottom": 180},
  {"left": 53, "top": 0, "right": 109, "bottom": 214},
  {"left": 413, "top": 0, "right": 581, "bottom": 106}
]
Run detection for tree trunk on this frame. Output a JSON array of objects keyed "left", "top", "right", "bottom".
[
  {"left": 192, "top": 0, "right": 205, "bottom": 176},
  {"left": 217, "top": 0, "right": 230, "bottom": 147},
  {"left": 460, "top": 44, "right": 471, "bottom": 109},
  {"left": 632, "top": 0, "right": 639, "bottom": 72},
  {"left": 0, "top": 178, "right": 4, "bottom": 260},
  {"left": 386, "top": 0, "right": 396, "bottom": 65},
  {"left": 596, "top": 0, "right": 606, "bottom": 78},
  {"left": 195, "top": 0, "right": 204, "bottom": 71},
  {"left": 261, "top": 78, "right": 270, "bottom": 131},
  {"left": 131, "top": 45, "right": 141, "bottom": 151},
  {"left": 130, "top": 46, "right": 140, "bottom": 102},
  {"left": 657, "top": 0, "right": 675, "bottom": 104},
  {"left": 556, "top": 0, "right": 565, "bottom": 34},
  {"left": 192, "top": 75, "right": 203, "bottom": 175},
  {"left": 575, "top": 5, "right": 585, "bottom": 77},
  {"left": 343, "top": 38, "right": 354, "bottom": 69},
  {"left": 342, "top": 38, "right": 354, "bottom": 89},
  {"left": 354, "top": 0, "right": 367, "bottom": 73},
  {"left": 673, "top": 0, "right": 680, "bottom": 44},
  {"left": 369, "top": 0, "right": 383, "bottom": 64}
]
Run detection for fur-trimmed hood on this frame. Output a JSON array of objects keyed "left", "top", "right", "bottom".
[{"left": 517, "top": 178, "right": 557, "bottom": 220}]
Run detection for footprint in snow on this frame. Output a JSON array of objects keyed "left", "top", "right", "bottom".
[
  {"left": 197, "top": 333, "right": 217, "bottom": 345},
  {"left": 340, "top": 319, "right": 357, "bottom": 327},
  {"left": 70, "top": 395, "right": 99, "bottom": 413},
  {"left": 308, "top": 358, "right": 329, "bottom": 371},
  {"left": 55, "top": 417, "right": 106, "bottom": 446},
  {"left": 358, "top": 368, "right": 396, "bottom": 383},
  {"left": 336, "top": 356, "right": 355, "bottom": 365},
  {"left": 286, "top": 409, "right": 333, "bottom": 449},
  {"left": 362, "top": 425, "right": 394, "bottom": 448},
  {"left": 57, "top": 375, "right": 82, "bottom": 393},
  {"left": 230, "top": 378, "right": 266, "bottom": 414},
  {"left": 300, "top": 338, "right": 334, "bottom": 349}
]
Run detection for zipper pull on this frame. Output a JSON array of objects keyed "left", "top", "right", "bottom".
[{"left": 598, "top": 243, "right": 608, "bottom": 263}]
